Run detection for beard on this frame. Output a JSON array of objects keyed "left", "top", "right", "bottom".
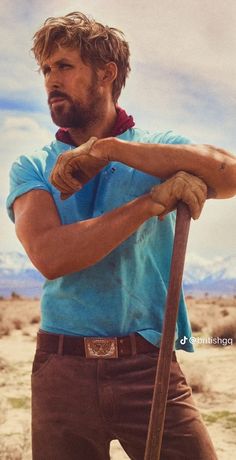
[{"left": 48, "top": 79, "right": 103, "bottom": 129}]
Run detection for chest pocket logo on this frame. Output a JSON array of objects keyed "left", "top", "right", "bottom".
[{"left": 96, "top": 163, "right": 134, "bottom": 212}]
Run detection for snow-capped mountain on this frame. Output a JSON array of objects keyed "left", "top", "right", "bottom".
[
  {"left": 0, "top": 251, "right": 44, "bottom": 297},
  {"left": 183, "top": 253, "right": 236, "bottom": 294},
  {"left": 0, "top": 251, "right": 235, "bottom": 297}
]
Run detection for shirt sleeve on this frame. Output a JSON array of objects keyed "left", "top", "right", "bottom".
[
  {"left": 6, "top": 154, "right": 51, "bottom": 223},
  {"left": 149, "top": 130, "right": 192, "bottom": 145},
  {"left": 145, "top": 130, "right": 193, "bottom": 186}
]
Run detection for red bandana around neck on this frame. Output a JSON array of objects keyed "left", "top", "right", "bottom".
[{"left": 55, "top": 106, "right": 135, "bottom": 146}]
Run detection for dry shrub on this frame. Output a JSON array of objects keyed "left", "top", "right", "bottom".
[
  {"left": 190, "top": 318, "right": 204, "bottom": 333},
  {"left": 180, "top": 361, "right": 210, "bottom": 394},
  {"left": 188, "top": 370, "right": 210, "bottom": 393},
  {"left": 0, "top": 320, "right": 11, "bottom": 337},
  {"left": 0, "top": 299, "right": 40, "bottom": 337},
  {"left": 30, "top": 315, "right": 40, "bottom": 324},
  {"left": 11, "top": 291, "right": 22, "bottom": 300},
  {"left": 0, "top": 357, "right": 8, "bottom": 371},
  {"left": 211, "top": 316, "right": 236, "bottom": 342},
  {"left": 189, "top": 310, "right": 206, "bottom": 333},
  {"left": 12, "top": 318, "right": 23, "bottom": 330},
  {"left": 218, "top": 296, "right": 236, "bottom": 308}
]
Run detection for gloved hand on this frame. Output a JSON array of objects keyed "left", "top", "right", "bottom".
[
  {"left": 50, "top": 137, "right": 109, "bottom": 200},
  {"left": 151, "top": 171, "right": 207, "bottom": 219}
]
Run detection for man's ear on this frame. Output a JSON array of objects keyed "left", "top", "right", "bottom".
[{"left": 97, "top": 62, "right": 117, "bottom": 85}]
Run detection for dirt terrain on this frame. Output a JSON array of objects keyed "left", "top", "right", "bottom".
[{"left": 0, "top": 296, "right": 236, "bottom": 459}]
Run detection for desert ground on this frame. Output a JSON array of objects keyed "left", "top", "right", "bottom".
[{"left": 0, "top": 295, "right": 236, "bottom": 459}]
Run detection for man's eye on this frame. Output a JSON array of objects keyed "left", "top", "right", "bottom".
[
  {"left": 42, "top": 67, "right": 50, "bottom": 76},
  {"left": 59, "top": 64, "right": 72, "bottom": 70}
]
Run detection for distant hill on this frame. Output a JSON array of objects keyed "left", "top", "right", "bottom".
[{"left": 0, "top": 251, "right": 235, "bottom": 297}]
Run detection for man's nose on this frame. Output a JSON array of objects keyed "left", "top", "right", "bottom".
[{"left": 45, "top": 70, "right": 62, "bottom": 91}]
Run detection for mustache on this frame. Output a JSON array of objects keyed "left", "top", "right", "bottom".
[{"left": 48, "top": 90, "right": 71, "bottom": 104}]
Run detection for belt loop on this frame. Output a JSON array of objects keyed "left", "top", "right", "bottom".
[
  {"left": 58, "top": 335, "right": 64, "bottom": 355},
  {"left": 130, "top": 333, "right": 137, "bottom": 356}
]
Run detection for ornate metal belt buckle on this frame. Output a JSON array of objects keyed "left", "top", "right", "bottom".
[{"left": 84, "top": 337, "right": 118, "bottom": 358}]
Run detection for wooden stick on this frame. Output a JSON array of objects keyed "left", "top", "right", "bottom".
[{"left": 144, "top": 202, "right": 191, "bottom": 460}]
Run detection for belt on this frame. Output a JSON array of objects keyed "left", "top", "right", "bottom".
[{"left": 37, "top": 331, "right": 177, "bottom": 360}]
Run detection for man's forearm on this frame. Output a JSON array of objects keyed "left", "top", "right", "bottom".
[
  {"left": 30, "top": 194, "right": 161, "bottom": 280},
  {"left": 106, "top": 138, "right": 236, "bottom": 199}
]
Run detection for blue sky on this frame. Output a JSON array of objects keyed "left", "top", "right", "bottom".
[{"left": 1, "top": 0, "right": 236, "bottom": 262}]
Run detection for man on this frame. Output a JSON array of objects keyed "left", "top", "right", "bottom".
[{"left": 7, "top": 11, "right": 236, "bottom": 460}]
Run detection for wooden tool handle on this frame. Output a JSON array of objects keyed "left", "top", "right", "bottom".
[{"left": 144, "top": 202, "right": 191, "bottom": 460}]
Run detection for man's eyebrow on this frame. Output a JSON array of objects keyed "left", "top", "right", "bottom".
[
  {"left": 41, "top": 58, "right": 73, "bottom": 71},
  {"left": 52, "top": 58, "right": 74, "bottom": 66},
  {"left": 55, "top": 58, "right": 73, "bottom": 64}
]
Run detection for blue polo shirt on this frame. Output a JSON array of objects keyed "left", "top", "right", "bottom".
[{"left": 6, "top": 127, "right": 194, "bottom": 352}]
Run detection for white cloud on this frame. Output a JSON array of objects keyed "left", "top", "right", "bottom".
[
  {"left": 2, "top": 116, "right": 52, "bottom": 146},
  {"left": 187, "top": 198, "right": 236, "bottom": 259},
  {"left": 0, "top": 213, "right": 23, "bottom": 253},
  {"left": 0, "top": 114, "right": 53, "bottom": 171},
  {"left": 127, "top": 0, "right": 236, "bottom": 95},
  {"left": 0, "top": 114, "right": 53, "bottom": 252},
  {"left": 0, "top": 113, "right": 53, "bottom": 195}
]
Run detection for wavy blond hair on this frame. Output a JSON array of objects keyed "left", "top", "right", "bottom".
[{"left": 32, "top": 11, "right": 131, "bottom": 102}]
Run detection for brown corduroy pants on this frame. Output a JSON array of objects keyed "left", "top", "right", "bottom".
[{"left": 31, "top": 350, "right": 217, "bottom": 460}]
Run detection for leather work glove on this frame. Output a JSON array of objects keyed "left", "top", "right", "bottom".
[
  {"left": 151, "top": 171, "right": 208, "bottom": 220},
  {"left": 50, "top": 137, "right": 109, "bottom": 200}
]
